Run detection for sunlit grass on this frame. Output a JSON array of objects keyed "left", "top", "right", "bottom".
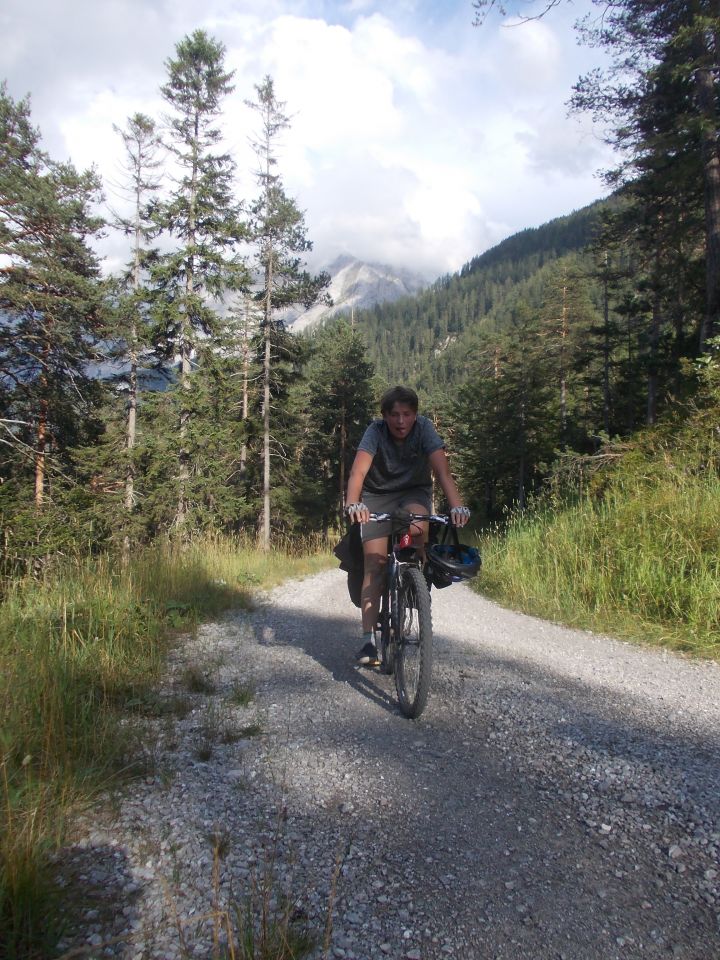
[
  {"left": 0, "top": 533, "right": 334, "bottom": 959},
  {"left": 476, "top": 467, "right": 720, "bottom": 658}
]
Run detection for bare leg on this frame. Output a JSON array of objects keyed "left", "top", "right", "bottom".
[
  {"left": 361, "top": 536, "right": 387, "bottom": 634},
  {"left": 403, "top": 501, "right": 429, "bottom": 559}
]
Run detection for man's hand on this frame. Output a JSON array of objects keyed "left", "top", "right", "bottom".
[
  {"left": 345, "top": 502, "right": 370, "bottom": 524},
  {"left": 450, "top": 505, "right": 471, "bottom": 527}
]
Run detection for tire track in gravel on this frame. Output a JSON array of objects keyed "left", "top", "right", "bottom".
[{"left": 56, "top": 568, "right": 720, "bottom": 960}]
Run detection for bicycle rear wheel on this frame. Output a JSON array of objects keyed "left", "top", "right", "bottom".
[{"left": 394, "top": 566, "right": 433, "bottom": 718}]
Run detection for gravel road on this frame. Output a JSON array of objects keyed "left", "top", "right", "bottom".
[{"left": 56, "top": 568, "right": 720, "bottom": 960}]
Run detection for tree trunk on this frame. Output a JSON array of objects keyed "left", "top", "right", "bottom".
[
  {"left": 123, "top": 178, "right": 142, "bottom": 562},
  {"left": 176, "top": 339, "right": 192, "bottom": 531},
  {"left": 559, "top": 279, "right": 568, "bottom": 444},
  {"left": 259, "top": 110, "right": 275, "bottom": 552},
  {"left": 239, "top": 295, "right": 250, "bottom": 483},
  {"left": 484, "top": 478, "right": 496, "bottom": 518},
  {"left": 339, "top": 398, "right": 347, "bottom": 522},
  {"left": 647, "top": 291, "right": 661, "bottom": 426},
  {"left": 602, "top": 261, "right": 611, "bottom": 435},
  {"left": 517, "top": 449, "right": 526, "bottom": 510},
  {"left": 262, "top": 324, "right": 271, "bottom": 551},
  {"left": 261, "top": 252, "right": 273, "bottom": 552},
  {"left": 34, "top": 399, "right": 47, "bottom": 508},
  {"left": 125, "top": 334, "right": 137, "bottom": 509},
  {"left": 34, "top": 337, "right": 50, "bottom": 508},
  {"left": 175, "top": 113, "right": 199, "bottom": 533},
  {"left": 517, "top": 401, "right": 527, "bottom": 510},
  {"left": 123, "top": 334, "right": 137, "bottom": 559}
]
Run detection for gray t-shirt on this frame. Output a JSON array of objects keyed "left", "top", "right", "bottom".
[{"left": 358, "top": 415, "right": 445, "bottom": 494}]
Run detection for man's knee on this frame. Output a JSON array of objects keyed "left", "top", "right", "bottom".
[{"left": 364, "top": 552, "right": 387, "bottom": 580}]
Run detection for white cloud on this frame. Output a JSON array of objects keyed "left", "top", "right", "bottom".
[
  {"left": 516, "top": 108, "right": 609, "bottom": 178},
  {"left": 1, "top": 0, "right": 611, "bottom": 280},
  {"left": 498, "top": 17, "right": 563, "bottom": 89}
]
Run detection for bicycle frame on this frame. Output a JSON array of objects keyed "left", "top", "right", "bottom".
[{"left": 369, "top": 511, "right": 450, "bottom": 672}]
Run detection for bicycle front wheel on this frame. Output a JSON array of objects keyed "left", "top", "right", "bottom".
[
  {"left": 394, "top": 566, "right": 433, "bottom": 718},
  {"left": 378, "top": 592, "right": 394, "bottom": 675}
]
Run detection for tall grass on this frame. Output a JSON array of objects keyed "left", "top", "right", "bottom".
[
  {"left": 0, "top": 533, "right": 333, "bottom": 959},
  {"left": 477, "top": 460, "right": 720, "bottom": 657}
]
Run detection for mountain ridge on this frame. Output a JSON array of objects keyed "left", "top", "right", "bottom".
[{"left": 287, "top": 255, "right": 427, "bottom": 332}]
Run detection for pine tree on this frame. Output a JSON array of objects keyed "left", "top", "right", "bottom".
[
  {"left": 588, "top": 245, "right": 633, "bottom": 437},
  {"left": 0, "top": 83, "right": 105, "bottom": 508},
  {"left": 453, "top": 306, "right": 556, "bottom": 515},
  {"left": 591, "top": 187, "right": 701, "bottom": 429},
  {"left": 246, "top": 75, "right": 329, "bottom": 549},
  {"left": 537, "top": 256, "right": 600, "bottom": 446}
]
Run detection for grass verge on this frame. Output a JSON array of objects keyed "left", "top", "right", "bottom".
[
  {"left": 0, "top": 533, "right": 334, "bottom": 959},
  {"left": 475, "top": 464, "right": 720, "bottom": 658}
]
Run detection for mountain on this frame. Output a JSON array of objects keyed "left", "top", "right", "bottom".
[{"left": 287, "top": 255, "right": 427, "bottom": 332}]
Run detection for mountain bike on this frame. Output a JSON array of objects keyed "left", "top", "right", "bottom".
[{"left": 368, "top": 510, "right": 480, "bottom": 719}]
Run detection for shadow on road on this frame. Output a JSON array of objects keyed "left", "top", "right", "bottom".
[{"left": 240, "top": 577, "right": 720, "bottom": 955}]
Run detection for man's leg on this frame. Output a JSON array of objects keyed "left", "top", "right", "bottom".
[
  {"left": 402, "top": 501, "right": 429, "bottom": 557},
  {"left": 361, "top": 535, "right": 387, "bottom": 634}
]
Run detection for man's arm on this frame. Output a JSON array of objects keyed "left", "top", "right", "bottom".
[
  {"left": 345, "top": 450, "right": 374, "bottom": 523},
  {"left": 428, "top": 448, "right": 470, "bottom": 527}
]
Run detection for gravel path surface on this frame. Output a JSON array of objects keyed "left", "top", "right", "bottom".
[{"left": 56, "top": 568, "right": 720, "bottom": 960}]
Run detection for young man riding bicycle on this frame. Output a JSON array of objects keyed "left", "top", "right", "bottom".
[{"left": 345, "top": 385, "right": 470, "bottom": 665}]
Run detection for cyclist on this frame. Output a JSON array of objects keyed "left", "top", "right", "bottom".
[{"left": 344, "top": 385, "right": 470, "bottom": 665}]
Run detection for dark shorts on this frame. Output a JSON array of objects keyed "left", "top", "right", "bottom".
[{"left": 360, "top": 487, "right": 433, "bottom": 543}]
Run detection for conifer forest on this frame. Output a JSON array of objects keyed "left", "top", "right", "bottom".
[{"left": 2, "top": 1, "right": 720, "bottom": 568}]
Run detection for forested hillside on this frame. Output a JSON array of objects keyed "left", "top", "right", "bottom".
[{"left": 353, "top": 201, "right": 606, "bottom": 392}]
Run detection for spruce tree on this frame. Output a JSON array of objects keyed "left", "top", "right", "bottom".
[
  {"left": 151, "top": 31, "right": 246, "bottom": 533},
  {"left": 453, "top": 306, "right": 556, "bottom": 514},
  {"left": 537, "top": 256, "right": 600, "bottom": 447},
  {"left": 105, "top": 113, "right": 164, "bottom": 552},
  {"left": 242, "top": 322, "right": 312, "bottom": 536}
]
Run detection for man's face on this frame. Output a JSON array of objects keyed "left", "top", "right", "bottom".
[{"left": 383, "top": 402, "right": 417, "bottom": 441}]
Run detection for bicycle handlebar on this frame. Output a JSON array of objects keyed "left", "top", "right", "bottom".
[{"left": 368, "top": 512, "right": 450, "bottom": 524}]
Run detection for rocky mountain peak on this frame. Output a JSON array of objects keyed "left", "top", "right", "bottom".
[{"left": 287, "top": 255, "right": 427, "bottom": 332}]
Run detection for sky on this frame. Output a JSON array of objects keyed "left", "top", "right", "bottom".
[{"left": 1, "top": 0, "right": 613, "bottom": 281}]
